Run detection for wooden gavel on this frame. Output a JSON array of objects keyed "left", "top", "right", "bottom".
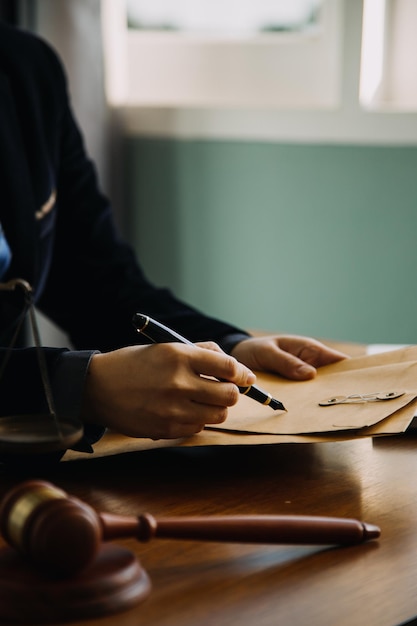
[{"left": 0, "top": 480, "right": 380, "bottom": 578}]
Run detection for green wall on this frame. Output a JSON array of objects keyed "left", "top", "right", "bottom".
[{"left": 124, "top": 137, "right": 417, "bottom": 344}]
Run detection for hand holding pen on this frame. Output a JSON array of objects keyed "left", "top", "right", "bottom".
[
  {"left": 81, "top": 320, "right": 263, "bottom": 440},
  {"left": 133, "top": 313, "right": 286, "bottom": 411}
]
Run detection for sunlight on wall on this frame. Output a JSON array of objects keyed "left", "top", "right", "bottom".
[{"left": 360, "top": 0, "right": 386, "bottom": 106}]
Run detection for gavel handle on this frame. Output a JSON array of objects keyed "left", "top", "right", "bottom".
[{"left": 99, "top": 512, "right": 380, "bottom": 546}]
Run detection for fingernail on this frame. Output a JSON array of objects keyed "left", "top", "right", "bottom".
[{"left": 242, "top": 369, "right": 256, "bottom": 385}]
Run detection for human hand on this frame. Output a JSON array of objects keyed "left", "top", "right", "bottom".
[
  {"left": 230, "top": 335, "right": 348, "bottom": 380},
  {"left": 81, "top": 342, "right": 256, "bottom": 439}
]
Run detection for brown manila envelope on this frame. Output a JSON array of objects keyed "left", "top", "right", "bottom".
[{"left": 65, "top": 346, "right": 417, "bottom": 461}]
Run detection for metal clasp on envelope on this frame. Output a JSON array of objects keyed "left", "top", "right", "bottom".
[{"left": 319, "top": 391, "right": 405, "bottom": 406}]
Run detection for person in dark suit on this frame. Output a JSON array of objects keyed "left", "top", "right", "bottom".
[{"left": 0, "top": 22, "right": 345, "bottom": 450}]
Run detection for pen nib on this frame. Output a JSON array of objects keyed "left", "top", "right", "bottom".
[
  {"left": 362, "top": 523, "right": 381, "bottom": 541},
  {"left": 269, "top": 398, "right": 286, "bottom": 411}
]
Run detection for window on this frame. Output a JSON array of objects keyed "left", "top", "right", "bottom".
[
  {"left": 101, "top": 0, "right": 417, "bottom": 144},
  {"left": 102, "top": 0, "right": 342, "bottom": 108},
  {"left": 126, "top": 0, "right": 321, "bottom": 35}
]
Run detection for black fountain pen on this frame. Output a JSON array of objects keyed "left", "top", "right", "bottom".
[{"left": 133, "top": 313, "right": 286, "bottom": 411}]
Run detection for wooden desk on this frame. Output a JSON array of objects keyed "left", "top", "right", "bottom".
[
  {"left": 0, "top": 341, "right": 415, "bottom": 626},
  {"left": 1, "top": 435, "right": 417, "bottom": 626}
]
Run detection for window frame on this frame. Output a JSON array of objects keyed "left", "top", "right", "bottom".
[
  {"left": 101, "top": 0, "right": 417, "bottom": 145},
  {"left": 102, "top": 0, "right": 343, "bottom": 109}
]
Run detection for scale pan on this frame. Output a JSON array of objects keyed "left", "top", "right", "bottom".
[{"left": 0, "top": 414, "right": 84, "bottom": 454}]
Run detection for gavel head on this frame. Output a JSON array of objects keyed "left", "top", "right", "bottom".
[{"left": 0, "top": 480, "right": 102, "bottom": 577}]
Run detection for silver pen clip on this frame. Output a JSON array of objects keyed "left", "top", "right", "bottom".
[{"left": 319, "top": 391, "right": 405, "bottom": 406}]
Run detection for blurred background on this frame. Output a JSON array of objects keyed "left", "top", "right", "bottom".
[{"left": 2, "top": 0, "right": 417, "bottom": 345}]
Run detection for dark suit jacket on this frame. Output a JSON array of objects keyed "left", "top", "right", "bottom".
[{"left": 0, "top": 23, "right": 248, "bottom": 440}]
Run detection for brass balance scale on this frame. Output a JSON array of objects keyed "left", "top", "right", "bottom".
[{"left": 0, "top": 278, "right": 83, "bottom": 455}]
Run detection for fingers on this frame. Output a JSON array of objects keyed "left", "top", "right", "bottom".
[
  {"left": 172, "top": 346, "right": 256, "bottom": 421},
  {"left": 230, "top": 335, "right": 348, "bottom": 381},
  {"left": 81, "top": 344, "right": 254, "bottom": 441},
  {"left": 250, "top": 344, "right": 318, "bottom": 380},
  {"left": 189, "top": 377, "right": 241, "bottom": 413},
  {"left": 269, "top": 352, "right": 316, "bottom": 380},
  {"left": 265, "top": 340, "right": 347, "bottom": 380},
  {"left": 195, "top": 340, "right": 225, "bottom": 353},
  {"left": 277, "top": 337, "right": 348, "bottom": 369},
  {"left": 191, "top": 345, "right": 256, "bottom": 387}
]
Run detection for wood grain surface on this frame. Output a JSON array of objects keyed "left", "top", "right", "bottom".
[{"left": 1, "top": 433, "right": 417, "bottom": 626}]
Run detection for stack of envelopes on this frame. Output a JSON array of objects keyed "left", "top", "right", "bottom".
[
  {"left": 65, "top": 346, "right": 417, "bottom": 460},
  {"left": 206, "top": 345, "right": 417, "bottom": 441}
]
